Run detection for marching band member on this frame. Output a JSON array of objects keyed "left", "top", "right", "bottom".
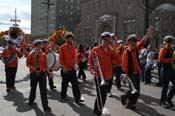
[
  {"left": 112, "top": 39, "right": 125, "bottom": 90},
  {"left": 26, "top": 39, "right": 52, "bottom": 112},
  {"left": 121, "top": 26, "right": 153, "bottom": 110},
  {"left": 89, "top": 32, "right": 115, "bottom": 116},
  {"left": 77, "top": 44, "right": 87, "bottom": 81},
  {"left": 159, "top": 35, "right": 175, "bottom": 107},
  {"left": 59, "top": 32, "right": 85, "bottom": 104},
  {"left": 1, "top": 39, "right": 21, "bottom": 92},
  {"left": 42, "top": 39, "right": 56, "bottom": 90}
]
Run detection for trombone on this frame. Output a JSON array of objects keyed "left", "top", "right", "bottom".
[
  {"left": 120, "top": 74, "right": 137, "bottom": 94},
  {"left": 92, "top": 51, "right": 108, "bottom": 86},
  {"left": 92, "top": 51, "right": 110, "bottom": 116}
]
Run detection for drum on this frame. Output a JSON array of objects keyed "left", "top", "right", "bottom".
[
  {"left": 80, "top": 56, "right": 87, "bottom": 62},
  {"left": 46, "top": 51, "right": 61, "bottom": 71}
]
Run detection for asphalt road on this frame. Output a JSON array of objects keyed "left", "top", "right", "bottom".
[{"left": 0, "top": 57, "right": 174, "bottom": 116}]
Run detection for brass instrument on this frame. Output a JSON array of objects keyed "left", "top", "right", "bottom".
[
  {"left": 92, "top": 51, "right": 110, "bottom": 116},
  {"left": 92, "top": 51, "right": 108, "bottom": 86},
  {"left": 120, "top": 74, "right": 137, "bottom": 94},
  {"left": 1, "top": 53, "right": 17, "bottom": 64}
]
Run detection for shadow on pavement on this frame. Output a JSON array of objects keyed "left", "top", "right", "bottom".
[
  {"left": 0, "top": 75, "right": 30, "bottom": 84},
  {"left": 47, "top": 89, "right": 93, "bottom": 116},
  {"left": 79, "top": 79, "right": 96, "bottom": 97},
  {"left": 134, "top": 102, "right": 166, "bottom": 116},
  {"left": 113, "top": 88, "right": 167, "bottom": 116},
  {"left": 4, "top": 90, "right": 55, "bottom": 116}
]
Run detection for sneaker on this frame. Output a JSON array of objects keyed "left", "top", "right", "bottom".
[
  {"left": 44, "top": 106, "right": 52, "bottom": 112},
  {"left": 120, "top": 95, "right": 127, "bottom": 106},
  {"left": 75, "top": 97, "right": 85, "bottom": 104},
  {"left": 160, "top": 102, "right": 169, "bottom": 107},
  {"left": 50, "top": 86, "right": 56, "bottom": 90},
  {"left": 166, "top": 100, "right": 175, "bottom": 107}
]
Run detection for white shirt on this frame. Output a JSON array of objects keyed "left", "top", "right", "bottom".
[{"left": 146, "top": 51, "right": 154, "bottom": 67}]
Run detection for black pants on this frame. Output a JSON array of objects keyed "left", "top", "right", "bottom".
[
  {"left": 160, "top": 67, "right": 175, "bottom": 103},
  {"left": 29, "top": 72, "right": 49, "bottom": 109},
  {"left": 60, "top": 69, "right": 81, "bottom": 102},
  {"left": 113, "top": 65, "right": 123, "bottom": 89},
  {"left": 123, "top": 74, "right": 140, "bottom": 105},
  {"left": 94, "top": 77, "right": 111, "bottom": 115},
  {"left": 47, "top": 70, "right": 55, "bottom": 88},
  {"left": 77, "top": 62, "right": 86, "bottom": 79},
  {"left": 5, "top": 66, "right": 17, "bottom": 89}
]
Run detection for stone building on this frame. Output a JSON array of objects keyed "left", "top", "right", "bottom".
[{"left": 77, "top": 0, "right": 175, "bottom": 49}]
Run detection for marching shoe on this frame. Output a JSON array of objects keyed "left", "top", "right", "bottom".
[
  {"left": 160, "top": 101, "right": 169, "bottom": 107},
  {"left": 75, "top": 97, "right": 85, "bottom": 104},
  {"left": 166, "top": 100, "right": 175, "bottom": 107}
]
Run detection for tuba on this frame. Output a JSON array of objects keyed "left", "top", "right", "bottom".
[
  {"left": 1, "top": 27, "right": 23, "bottom": 64},
  {"left": 7, "top": 27, "right": 24, "bottom": 45}
]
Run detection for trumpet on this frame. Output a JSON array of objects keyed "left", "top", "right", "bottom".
[
  {"left": 120, "top": 74, "right": 137, "bottom": 94},
  {"left": 92, "top": 51, "right": 108, "bottom": 86},
  {"left": 92, "top": 51, "right": 110, "bottom": 116}
]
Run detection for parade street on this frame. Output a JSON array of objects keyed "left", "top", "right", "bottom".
[{"left": 0, "top": 58, "right": 174, "bottom": 116}]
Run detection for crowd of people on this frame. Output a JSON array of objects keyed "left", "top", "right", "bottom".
[{"left": 1, "top": 26, "right": 175, "bottom": 116}]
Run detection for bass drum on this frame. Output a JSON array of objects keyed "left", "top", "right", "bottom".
[{"left": 46, "top": 51, "right": 61, "bottom": 71}]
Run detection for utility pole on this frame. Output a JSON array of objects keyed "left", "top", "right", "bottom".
[
  {"left": 10, "top": 8, "right": 21, "bottom": 27},
  {"left": 144, "top": 0, "right": 149, "bottom": 34},
  {"left": 42, "top": 0, "right": 54, "bottom": 38}
]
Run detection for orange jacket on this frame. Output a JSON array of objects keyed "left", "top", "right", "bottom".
[
  {"left": 89, "top": 45, "right": 114, "bottom": 80},
  {"left": 26, "top": 50, "right": 48, "bottom": 74},
  {"left": 1, "top": 47, "right": 21, "bottom": 67},
  {"left": 159, "top": 47, "right": 173, "bottom": 63},
  {"left": 112, "top": 46, "right": 125, "bottom": 66},
  {"left": 59, "top": 43, "right": 76, "bottom": 71},
  {"left": 122, "top": 39, "right": 145, "bottom": 74}
]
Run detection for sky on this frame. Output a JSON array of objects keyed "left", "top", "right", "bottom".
[{"left": 0, "top": 0, "right": 31, "bottom": 34}]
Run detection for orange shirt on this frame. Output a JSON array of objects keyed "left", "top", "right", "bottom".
[
  {"left": 122, "top": 39, "right": 145, "bottom": 74},
  {"left": 159, "top": 47, "right": 172, "bottom": 63},
  {"left": 1, "top": 47, "right": 21, "bottom": 67},
  {"left": 112, "top": 46, "right": 124, "bottom": 66},
  {"left": 59, "top": 43, "right": 76, "bottom": 71},
  {"left": 89, "top": 45, "right": 114, "bottom": 80},
  {"left": 26, "top": 50, "right": 48, "bottom": 74}
]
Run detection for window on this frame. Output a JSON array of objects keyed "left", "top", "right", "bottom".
[{"left": 154, "top": 20, "right": 159, "bottom": 32}]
